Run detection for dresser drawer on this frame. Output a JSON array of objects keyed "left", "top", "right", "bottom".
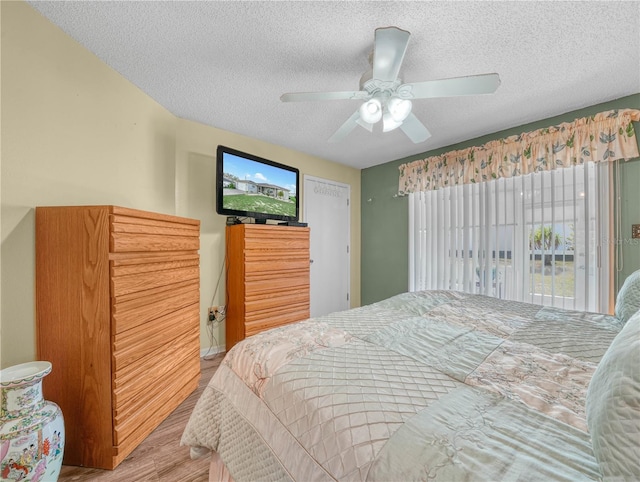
[
  {"left": 244, "top": 236, "right": 309, "bottom": 251},
  {"left": 112, "top": 369, "right": 199, "bottom": 467},
  {"left": 113, "top": 352, "right": 199, "bottom": 446},
  {"left": 112, "top": 304, "right": 198, "bottom": 370},
  {"left": 112, "top": 233, "right": 199, "bottom": 253},
  {"left": 245, "top": 271, "right": 309, "bottom": 296},
  {"left": 110, "top": 215, "right": 198, "bottom": 253},
  {"left": 245, "top": 305, "right": 310, "bottom": 337},
  {"left": 111, "top": 279, "right": 199, "bottom": 335},
  {"left": 113, "top": 332, "right": 199, "bottom": 409},
  {"left": 111, "top": 255, "right": 199, "bottom": 297},
  {"left": 246, "top": 288, "right": 310, "bottom": 313},
  {"left": 245, "top": 256, "right": 309, "bottom": 273},
  {"left": 242, "top": 225, "right": 309, "bottom": 250}
]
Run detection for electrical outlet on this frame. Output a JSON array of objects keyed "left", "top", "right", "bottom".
[
  {"left": 208, "top": 307, "right": 217, "bottom": 323},
  {"left": 208, "top": 306, "right": 225, "bottom": 323}
]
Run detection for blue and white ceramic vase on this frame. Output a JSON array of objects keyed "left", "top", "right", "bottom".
[{"left": 0, "top": 361, "right": 64, "bottom": 481}]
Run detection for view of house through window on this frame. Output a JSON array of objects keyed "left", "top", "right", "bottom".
[{"left": 409, "top": 162, "right": 611, "bottom": 312}]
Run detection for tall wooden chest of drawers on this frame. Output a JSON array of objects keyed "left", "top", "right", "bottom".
[
  {"left": 226, "top": 224, "right": 310, "bottom": 350},
  {"left": 35, "top": 206, "right": 201, "bottom": 469}
]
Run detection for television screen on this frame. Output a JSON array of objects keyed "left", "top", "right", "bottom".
[{"left": 216, "top": 145, "right": 299, "bottom": 223}]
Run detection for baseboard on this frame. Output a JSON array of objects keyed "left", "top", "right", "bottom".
[{"left": 200, "top": 346, "right": 225, "bottom": 358}]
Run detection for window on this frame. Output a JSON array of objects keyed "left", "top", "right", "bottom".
[{"left": 408, "top": 162, "right": 612, "bottom": 312}]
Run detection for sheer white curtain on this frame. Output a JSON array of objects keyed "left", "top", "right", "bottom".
[{"left": 409, "top": 162, "right": 612, "bottom": 313}]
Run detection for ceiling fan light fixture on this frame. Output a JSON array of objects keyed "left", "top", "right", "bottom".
[
  {"left": 359, "top": 98, "right": 382, "bottom": 124},
  {"left": 387, "top": 96, "right": 412, "bottom": 122},
  {"left": 280, "top": 27, "right": 500, "bottom": 144},
  {"left": 382, "top": 112, "right": 402, "bottom": 132}
]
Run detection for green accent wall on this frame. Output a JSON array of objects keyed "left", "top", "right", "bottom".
[
  {"left": 616, "top": 153, "right": 640, "bottom": 288},
  {"left": 361, "top": 94, "right": 640, "bottom": 306}
]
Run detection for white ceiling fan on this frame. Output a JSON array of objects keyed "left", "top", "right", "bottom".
[{"left": 280, "top": 26, "right": 501, "bottom": 144}]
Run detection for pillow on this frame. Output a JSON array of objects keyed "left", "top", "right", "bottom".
[
  {"left": 615, "top": 269, "right": 640, "bottom": 324},
  {"left": 586, "top": 309, "right": 640, "bottom": 480}
]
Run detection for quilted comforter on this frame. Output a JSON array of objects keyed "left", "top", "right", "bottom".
[{"left": 181, "top": 290, "right": 626, "bottom": 481}]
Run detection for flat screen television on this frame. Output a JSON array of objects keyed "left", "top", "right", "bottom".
[{"left": 216, "top": 145, "right": 300, "bottom": 223}]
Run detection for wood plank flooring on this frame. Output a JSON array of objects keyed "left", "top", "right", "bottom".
[{"left": 58, "top": 354, "right": 224, "bottom": 482}]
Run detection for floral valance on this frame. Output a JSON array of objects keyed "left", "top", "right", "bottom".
[{"left": 398, "top": 108, "right": 640, "bottom": 194}]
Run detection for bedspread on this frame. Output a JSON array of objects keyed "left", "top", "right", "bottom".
[{"left": 182, "top": 291, "right": 624, "bottom": 481}]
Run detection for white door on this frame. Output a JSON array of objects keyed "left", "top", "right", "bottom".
[{"left": 303, "top": 176, "right": 350, "bottom": 317}]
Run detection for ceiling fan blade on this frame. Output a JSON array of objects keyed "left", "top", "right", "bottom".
[
  {"left": 400, "top": 113, "right": 431, "bottom": 143},
  {"left": 281, "top": 91, "right": 368, "bottom": 102},
  {"left": 355, "top": 117, "right": 373, "bottom": 132},
  {"left": 328, "top": 109, "right": 361, "bottom": 143},
  {"left": 401, "top": 73, "right": 501, "bottom": 99},
  {"left": 372, "top": 26, "right": 410, "bottom": 82}
]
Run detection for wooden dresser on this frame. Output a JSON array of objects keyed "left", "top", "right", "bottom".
[
  {"left": 226, "top": 223, "right": 310, "bottom": 350},
  {"left": 35, "top": 205, "right": 201, "bottom": 469}
]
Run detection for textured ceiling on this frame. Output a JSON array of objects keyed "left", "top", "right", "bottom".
[{"left": 27, "top": 1, "right": 640, "bottom": 169}]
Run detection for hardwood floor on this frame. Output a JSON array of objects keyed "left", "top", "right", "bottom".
[{"left": 58, "top": 354, "right": 224, "bottom": 482}]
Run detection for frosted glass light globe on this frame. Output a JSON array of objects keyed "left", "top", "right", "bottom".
[
  {"left": 359, "top": 98, "right": 382, "bottom": 124},
  {"left": 387, "top": 96, "right": 412, "bottom": 122}
]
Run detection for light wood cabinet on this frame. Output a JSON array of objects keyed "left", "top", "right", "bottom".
[
  {"left": 226, "top": 224, "right": 310, "bottom": 350},
  {"left": 35, "top": 206, "right": 201, "bottom": 469}
]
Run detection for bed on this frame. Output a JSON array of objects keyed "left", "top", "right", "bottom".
[{"left": 181, "top": 270, "right": 640, "bottom": 481}]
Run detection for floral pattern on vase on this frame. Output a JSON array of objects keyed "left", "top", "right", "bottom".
[{"left": 1, "top": 361, "right": 64, "bottom": 482}]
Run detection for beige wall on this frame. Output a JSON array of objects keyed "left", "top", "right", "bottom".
[{"left": 0, "top": 1, "right": 361, "bottom": 367}]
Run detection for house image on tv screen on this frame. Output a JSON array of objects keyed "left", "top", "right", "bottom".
[
  {"left": 222, "top": 174, "right": 296, "bottom": 217},
  {"left": 229, "top": 178, "right": 292, "bottom": 201}
]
